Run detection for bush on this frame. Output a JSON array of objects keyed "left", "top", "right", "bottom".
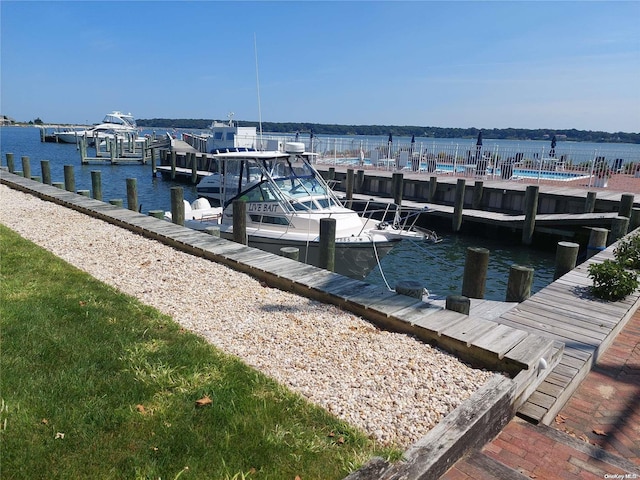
[
  {"left": 614, "top": 233, "right": 640, "bottom": 270},
  {"left": 588, "top": 259, "right": 639, "bottom": 301}
]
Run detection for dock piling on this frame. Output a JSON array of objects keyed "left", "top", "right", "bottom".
[
  {"left": 40, "top": 160, "right": 51, "bottom": 185},
  {"left": 232, "top": 199, "right": 247, "bottom": 245},
  {"left": 319, "top": 218, "right": 336, "bottom": 272},
  {"left": 610, "top": 216, "right": 630, "bottom": 244},
  {"left": 63, "top": 165, "right": 75, "bottom": 193},
  {"left": 584, "top": 191, "right": 597, "bottom": 213},
  {"left": 618, "top": 194, "right": 635, "bottom": 219},
  {"left": 452, "top": 178, "right": 465, "bottom": 232},
  {"left": 472, "top": 181, "right": 484, "bottom": 210},
  {"left": 21, "top": 156, "right": 31, "bottom": 180},
  {"left": 506, "top": 265, "right": 534, "bottom": 302},
  {"left": 126, "top": 178, "right": 138, "bottom": 212},
  {"left": 446, "top": 295, "right": 470, "bottom": 315},
  {"left": 587, "top": 227, "right": 608, "bottom": 258},
  {"left": 554, "top": 241, "right": 579, "bottom": 280},
  {"left": 631, "top": 208, "right": 640, "bottom": 231},
  {"left": 5, "top": 153, "right": 15, "bottom": 173},
  {"left": 521, "top": 185, "right": 539, "bottom": 246},
  {"left": 170, "top": 187, "right": 185, "bottom": 226},
  {"left": 280, "top": 247, "right": 300, "bottom": 261},
  {"left": 461, "top": 247, "right": 489, "bottom": 299},
  {"left": 392, "top": 172, "right": 403, "bottom": 206},
  {"left": 91, "top": 171, "right": 102, "bottom": 201}
]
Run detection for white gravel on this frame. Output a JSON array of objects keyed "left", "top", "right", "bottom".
[{"left": 0, "top": 184, "right": 496, "bottom": 448}]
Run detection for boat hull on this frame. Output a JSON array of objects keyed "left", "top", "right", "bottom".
[{"left": 219, "top": 231, "right": 397, "bottom": 279}]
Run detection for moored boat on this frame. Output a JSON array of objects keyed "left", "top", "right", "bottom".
[
  {"left": 168, "top": 142, "right": 437, "bottom": 279},
  {"left": 53, "top": 111, "right": 139, "bottom": 145}
]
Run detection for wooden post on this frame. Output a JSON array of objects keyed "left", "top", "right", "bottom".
[
  {"left": 452, "top": 178, "right": 465, "bottom": 232},
  {"left": 151, "top": 147, "right": 157, "bottom": 176},
  {"left": 21, "top": 156, "right": 31, "bottom": 180},
  {"left": 191, "top": 152, "right": 198, "bottom": 185},
  {"left": 446, "top": 295, "right": 470, "bottom": 315},
  {"left": 392, "top": 172, "right": 403, "bottom": 205},
  {"left": 521, "top": 185, "right": 538, "bottom": 246},
  {"left": 63, "top": 165, "right": 75, "bottom": 192},
  {"left": 170, "top": 150, "right": 177, "bottom": 180},
  {"left": 109, "top": 199, "right": 123, "bottom": 207},
  {"left": 319, "top": 217, "right": 336, "bottom": 272},
  {"left": 40, "top": 160, "right": 52, "bottom": 185},
  {"left": 472, "top": 181, "right": 483, "bottom": 210},
  {"left": 618, "top": 193, "right": 634, "bottom": 219},
  {"left": 110, "top": 138, "right": 116, "bottom": 164},
  {"left": 584, "top": 191, "right": 597, "bottom": 213},
  {"left": 280, "top": 247, "right": 299, "bottom": 261},
  {"left": 5, "top": 153, "right": 15, "bottom": 173},
  {"left": 396, "top": 280, "right": 425, "bottom": 299},
  {"left": 610, "top": 216, "right": 630, "bottom": 244},
  {"left": 356, "top": 169, "right": 365, "bottom": 194},
  {"left": 346, "top": 168, "right": 354, "bottom": 202},
  {"left": 126, "top": 178, "right": 138, "bottom": 212},
  {"left": 232, "top": 199, "right": 247, "bottom": 244},
  {"left": 461, "top": 246, "right": 489, "bottom": 299},
  {"left": 631, "top": 208, "right": 640, "bottom": 231},
  {"left": 148, "top": 210, "right": 164, "bottom": 219},
  {"left": 427, "top": 176, "right": 437, "bottom": 202},
  {"left": 328, "top": 167, "right": 335, "bottom": 181},
  {"left": 506, "top": 265, "right": 534, "bottom": 302},
  {"left": 587, "top": 227, "right": 608, "bottom": 258},
  {"left": 91, "top": 170, "right": 102, "bottom": 201},
  {"left": 554, "top": 241, "right": 579, "bottom": 280},
  {"left": 170, "top": 187, "right": 185, "bottom": 226},
  {"left": 204, "top": 226, "right": 220, "bottom": 237}
]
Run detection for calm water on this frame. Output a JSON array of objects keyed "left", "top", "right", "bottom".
[{"left": 2, "top": 125, "right": 562, "bottom": 300}]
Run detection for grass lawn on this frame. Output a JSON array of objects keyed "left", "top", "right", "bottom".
[{"left": 0, "top": 224, "right": 400, "bottom": 479}]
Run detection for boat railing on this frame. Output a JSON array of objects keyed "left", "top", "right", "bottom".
[{"left": 347, "top": 199, "right": 427, "bottom": 237}]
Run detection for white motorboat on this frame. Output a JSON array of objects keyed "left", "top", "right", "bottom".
[
  {"left": 53, "top": 111, "right": 139, "bottom": 145},
  {"left": 170, "top": 142, "right": 436, "bottom": 279}
]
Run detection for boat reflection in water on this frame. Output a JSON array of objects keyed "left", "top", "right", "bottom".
[{"left": 166, "top": 142, "right": 439, "bottom": 279}]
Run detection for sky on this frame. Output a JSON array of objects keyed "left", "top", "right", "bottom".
[{"left": 1, "top": 1, "right": 639, "bottom": 133}]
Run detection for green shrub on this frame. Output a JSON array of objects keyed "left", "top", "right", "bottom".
[
  {"left": 614, "top": 233, "right": 640, "bottom": 270},
  {"left": 588, "top": 259, "right": 639, "bottom": 301}
]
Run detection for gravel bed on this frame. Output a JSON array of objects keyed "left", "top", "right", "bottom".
[{"left": 0, "top": 184, "right": 496, "bottom": 448}]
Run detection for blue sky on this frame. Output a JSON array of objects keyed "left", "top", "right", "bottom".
[{"left": 1, "top": 1, "right": 639, "bottom": 133}]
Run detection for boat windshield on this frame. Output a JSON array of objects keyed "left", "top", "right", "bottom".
[{"left": 220, "top": 154, "right": 342, "bottom": 211}]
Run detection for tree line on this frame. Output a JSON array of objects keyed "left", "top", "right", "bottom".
[{"left": 135, "top": 118, "right": 640, "bottom": 144}]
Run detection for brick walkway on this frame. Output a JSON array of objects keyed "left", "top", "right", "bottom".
[{"left": 441, "top": 308, "right": 640, "bottom": 479}]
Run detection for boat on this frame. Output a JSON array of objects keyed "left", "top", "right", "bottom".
[
  {"left": 169, "top": 142, "right": 437, "bottom": 279},
  {"left": 53, "top": 111, "right": 139, "bottom": 145}
]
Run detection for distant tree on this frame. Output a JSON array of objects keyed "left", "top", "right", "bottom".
[{"left": 33, "top": 117, "right": 43, "bottom": 125}]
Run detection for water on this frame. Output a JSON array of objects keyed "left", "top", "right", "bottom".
[
  {"left": 365, "top": 235, "right": 556, "bottom": 301},
  {"left": 3, "top": 125, "right": 559, "bottom": 300},
  {"left": 1, "top": 126, "right": 197, "bottom": 212}
]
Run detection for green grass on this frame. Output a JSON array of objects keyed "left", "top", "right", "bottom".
[{"left": 0, "top": 225, "right": 400, "bottom": 479}]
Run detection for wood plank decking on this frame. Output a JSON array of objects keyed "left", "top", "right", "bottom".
[{"left": 3, "top": 170, "right": 638, "bottom": 425}]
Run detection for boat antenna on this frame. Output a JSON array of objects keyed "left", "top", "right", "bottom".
[{"left": 254, "top": 33, "right": 263, "bottom": 149}]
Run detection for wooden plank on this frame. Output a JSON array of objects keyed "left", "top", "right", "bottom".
[
  {"left": 471, "top": 324, "right": 529, "bottom": 359},
  {"left": 500, "top": 310, "right": 605, "bottom": 345},
  {"left": 503, "top": 334, "right": 555, "bottom": 370},
  {"left": 413, "top": 310, "right": 468, "bottom": 335},
  {"left": 508, "top": 304, "right": 611, "bottom": 340},
  {"left": 392, "top": 302, "right": 444, "bottom": 323},
  {"left": 440, "top": 318, "right": 497, "bottom": 347},
  {"left": 365, "top": 294, "right": 425, "bottom": 317}
]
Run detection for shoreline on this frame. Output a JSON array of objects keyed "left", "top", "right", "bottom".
[{"left": 0, "top": 183, "right": 497, "bottom": 448}]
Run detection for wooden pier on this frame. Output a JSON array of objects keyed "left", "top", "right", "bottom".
[{"left": 3, "top": 168, "right": 639, "bottom": 478}]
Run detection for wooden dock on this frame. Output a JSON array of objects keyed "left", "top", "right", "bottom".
[{"left": 2, "top": 169, "right": 639, "bottom": 429}]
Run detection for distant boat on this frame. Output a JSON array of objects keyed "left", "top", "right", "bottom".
[
  {"left": 169, "top": 141, "right": 437, "bottom": 279},
  {"left": 53, "top": 111, "right": 139, "bottom": 145}
]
